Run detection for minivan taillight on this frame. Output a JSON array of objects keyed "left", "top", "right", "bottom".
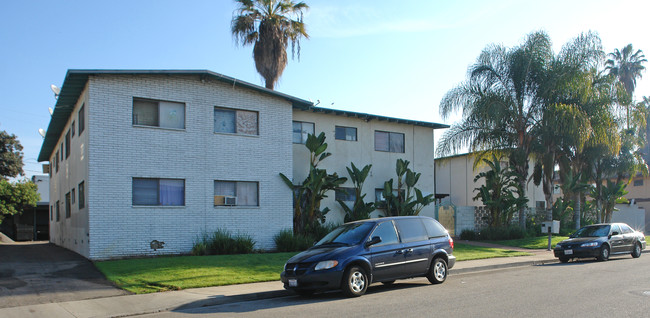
[{"left": 449, "top": 236, "right": 454, "bottom": 250}]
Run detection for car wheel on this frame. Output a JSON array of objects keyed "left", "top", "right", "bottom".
[
  {"left": 426, "top": 257, "right": 448, "bottom": 284},
  {"left": 381, "top": 280, "right": 395, "bottom": 285},
  {"left": 341, "top": 266, "right": 368, "bottom": 297},
  {"left": 559, "top": 257, "right": 570, "bottom": 263},
  {"left": 597, "top": 245, "right": 610, "bottom": 261},
  {"left": 632, "top": 242, "right": 642, "bottom": 258}
]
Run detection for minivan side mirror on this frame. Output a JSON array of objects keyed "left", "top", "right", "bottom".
[{"left": 366, "top": 236, "right": 382, "bottom": 247}]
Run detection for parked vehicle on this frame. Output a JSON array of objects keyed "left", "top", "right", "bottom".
[
  {"left": 280, "top": 216, "right": 455, "bottom": 297},
  {"left": 554, "top": 223, "right": 646, "bottom": 263}
]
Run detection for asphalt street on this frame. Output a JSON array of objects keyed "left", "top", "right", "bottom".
[{"left": 142, "top": 255, "right": 650, "bottom": 318}]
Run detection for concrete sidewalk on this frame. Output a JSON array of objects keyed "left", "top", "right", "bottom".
[{"left": 0, "top": 246, "right": 562, "bottom": 318}]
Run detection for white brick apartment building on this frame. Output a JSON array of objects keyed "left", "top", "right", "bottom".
[{"left": 39, "top": 70, "right": 448, "bottom": 260}]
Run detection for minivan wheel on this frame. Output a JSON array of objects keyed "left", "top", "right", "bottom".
[
  {"left": 632, "top": 242, "right": 642, "bottom": 258},
  {"left": 341, "top": 266, "right": 368, "bottom": 297},
  {"left": 597, "top": 245, "right": 610, "bottom": 261},
  {"left": 426, "top": 257, "right": 447, "bottom": 284}
]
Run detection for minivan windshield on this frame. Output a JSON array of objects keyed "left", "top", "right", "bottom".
[
  {"left": 315, "top": 222, "right": 375, "bottom": 247},
  {"left": 571, "top": 225, "right": 610, "bottom": 238}
]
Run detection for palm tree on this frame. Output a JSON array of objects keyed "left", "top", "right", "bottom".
[
  {"left": 231, "top": 0, "right": 309, "bottom": 90},
  {"left": 438, "top": 31, "right": 553, "bottom": 229},
  {"left": 605, "top": 44, "right": 647, "bottom": 127}
]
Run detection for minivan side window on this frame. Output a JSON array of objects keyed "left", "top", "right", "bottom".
[
  {"left": 422, "top": 218, "right": 447, "bottom": 238},
  {"left": 370, "top": 221, "right": 399, "bottom": 246},
  {"left": 395, "top": 218, "right": 428, "bottom": 243}
]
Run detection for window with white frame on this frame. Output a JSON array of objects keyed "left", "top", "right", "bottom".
[
  {"left": 335, "top": 126, "right": 357, "bottom": 141},
  {"left": 214, "top": 107, "right": 259, "bottom": 135},
  {"left": 132, "top": 178, "right": 185, "bottom": 206},
  {"left": 214, "top": 181, "right": 258, "bottom": 206},
  {"left": 374, "top": 131, "right": 404, "bottom": 153},
  {"left": 133, "top": 98, "right": 185, "bottom": 129},
  {"left": 293, "top": 121, "right": 314, "bottom": 144}
]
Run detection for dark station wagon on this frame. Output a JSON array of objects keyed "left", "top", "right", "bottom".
[{"left": 280, "top": 216, "right": 455, "bottom": 297}]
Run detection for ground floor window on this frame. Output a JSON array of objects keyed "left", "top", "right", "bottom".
[
  {"left": 132, "top": 178, "right": 185, "bottom": 206},
  {"left": 214, "top": 181, "right": 258, "bottom": 206}
]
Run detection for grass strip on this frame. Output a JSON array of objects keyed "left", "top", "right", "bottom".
[
  {"left": 453, "top": 243, "right": 531, "bottom": 261},
  {"left": 487, "top": 236, "right": 569, "bottom": 249}
]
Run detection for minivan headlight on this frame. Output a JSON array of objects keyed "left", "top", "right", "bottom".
[
  {"left": 314, "top": 260, "right": 339, "bottom": 271},
  {"left": 581, "top": 242, "right": 598, "bottom": 247}
]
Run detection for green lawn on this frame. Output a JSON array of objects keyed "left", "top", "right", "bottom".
[
  {"left": 487, "top": 236, "right": 569, "bottom": 249},
  {"left": 96, "top": 243, "right": 531, "bottom": 294}
]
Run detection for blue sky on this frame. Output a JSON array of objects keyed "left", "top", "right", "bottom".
[{"left": 1, "top": 0, "right": 649, "bottom": 178}]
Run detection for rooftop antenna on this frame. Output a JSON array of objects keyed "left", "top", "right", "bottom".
[
  {"left": 38, "top": 128, "right": 46, "bottom": 138},
  {"left": 50, "top": 84, "right": 60, "bottom": 98}
]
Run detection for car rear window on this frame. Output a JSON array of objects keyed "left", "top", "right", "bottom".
[
  {"left": 395, "top": 218, "right": 428, "bottom": 243},
  {"left": 422, "top": 218, "right": 448, "bottom": 238}
]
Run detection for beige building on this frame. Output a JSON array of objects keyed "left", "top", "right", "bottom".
[{"left": 293, "top": 107, "right": 448, "bottom": 225}]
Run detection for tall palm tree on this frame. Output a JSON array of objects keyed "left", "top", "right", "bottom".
[
  {"left": 605, "top": 44, "right": 647, "bottom": 127},
  {"left": 231, "top": 0, "right": 309, "bottom": 90},
  {"left": 438, "top": 31, "right": 553, "bottom": 229}
]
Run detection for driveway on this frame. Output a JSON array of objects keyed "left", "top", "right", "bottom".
[{"left": 0, "top": 242, "right": 129, "bottom": 308}]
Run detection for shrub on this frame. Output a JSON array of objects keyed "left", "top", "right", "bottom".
[
  {"left": 274, "top": 229, "right": 313, "bottom": 252},
  {"left": 191, "top": 229, "right": 256, "bottom": 255},
  {"left": 459, "top": 229, "right": 479, "bottom": 240}
]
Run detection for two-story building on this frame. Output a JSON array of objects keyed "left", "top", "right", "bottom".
[{"left": 38, "top": 70, "right": 448, "bottom": 260}]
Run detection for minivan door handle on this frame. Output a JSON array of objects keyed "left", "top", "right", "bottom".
[
  {"left": 394, "top": 250, "right": 404, "bottom": 255},
  {"left": 405, "top": 248, "right": 413, "bottom": 254}
]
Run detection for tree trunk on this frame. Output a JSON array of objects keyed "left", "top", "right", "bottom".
[{"left": 574, "top": 193, "right": 581, "bottom": 229}]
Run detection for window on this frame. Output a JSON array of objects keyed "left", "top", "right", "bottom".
[
  {"left": 71, "top": 121, "right": 75, "bottom": 137},
  {"left": 56, "top": 201, "right": 60, "bottom": 221},
  {"left": 293, "top": 121, "right": 314, "bottom": 144},
  {"left": 375, "top": 188, "right": 386, "bottom": 208},
  {"left": 214, "top": 181, "right": 259, "bottom": 206},
  {"left": 50, "top": 205, "right": 53, "bottom": 221},
  {"left": 335, "top": 126, "right": 357, "bottom": 141},
  {"left": 610, "top": 224, "right": 621, "bottom": 235},
  {"left": 620, "top": 224, "right": 633, "bottom": 234},
  {"left": 60, "top": 143, "right": 64, "bottom": 160},
  {"left": 214, "top": 107, "right": 259, "bottom": 135},
  {"left": 132, "top": 178, "right": 185, "bottom": 206},
  {"left": 634, "top": 179, "right": 643, "bottom": 186},
  {"left": 422, "top": 218, "right": 448, "bottom": 238},
  {"left": 55, "top": 151, "right": 59, "bottom": 172},
  {"left": 395, "top": 218, "right": 428, "bottom": 242},
  {"left": 536, "top": 201, "right": 545, "bottom": 209},
  {"left": 71, "top": 188, "right": 76, "bottom": 204},
  {"left": 78, "top": 104, "right": 85, "bottom": 134},
  {"left": 133, "top": 98, "right": 185, "bottom": 129},
  {"left": 375, "top": 131, "right": 404, "bottom": 153},
  {"left": 65, "top": 192, "right": 71, "bottom": 218},
  {"left": 78, "top": 181, "right": 85, "bottom": 209},
  {"left": 65, "top": 129, "right": 71, "bottom": 158},
  {"left": 335, "top": 187, "right": 356, "bottom": 202},
  {"left": 370, "top": 221, "right": 399, "bottom": 246}
]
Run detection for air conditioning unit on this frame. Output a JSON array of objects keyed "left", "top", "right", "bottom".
[{"left": 223, "top": 196, "right": 237, "bottom": 206}]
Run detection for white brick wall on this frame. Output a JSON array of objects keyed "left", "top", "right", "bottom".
[{"left": 84, "top": 74, "right": 293, "bottom": 260}]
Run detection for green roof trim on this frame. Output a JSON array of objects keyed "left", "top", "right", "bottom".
[{"left": 296, "top": 106, "right": 450, "bottom": 130}]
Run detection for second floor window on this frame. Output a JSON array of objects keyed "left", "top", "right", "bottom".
[
  {"left": 214, "top": 107, "right": 259, "bottom": 135},
  {"left": 133, "top": 98, "right": 185, "bottom": 129},
  {"left": 293, "top": 121, "right": 314, "bottom": 144},
  {"left": 335, "top": 126, "right": 357, "bottom": 141},
  {"left": 375, "top": 131, "right": 405, "bottom": 153}
]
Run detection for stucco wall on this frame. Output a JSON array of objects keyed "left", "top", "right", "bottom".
[{"left": 292, "top": 110, "right": 436, "bottom": 225}]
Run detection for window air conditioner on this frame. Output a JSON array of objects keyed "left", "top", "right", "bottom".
[{"left": 223, "top": 196, "right": 237, "bottom": 206}]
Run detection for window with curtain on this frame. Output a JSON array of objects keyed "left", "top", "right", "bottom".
[
  {"left": 214, "top": 107, "right": 259, "bottom": 135},
  {"left": 132, "top": 178, "right": 185, "bottom": 206},
  {"left": 214, "top": 180, "right": 259, "bottom": 206},
  {"left": 335, "top": 126, "right": 357, "bottom": 141},
  {"left": 375, "top": 131, "right": 405, "bottom": 153},
  {"left": 293, "top": 121, "right": 314, "bottom": 144},
  {"left": 133, "top": 98, "right": 185, "bottom": 129}
]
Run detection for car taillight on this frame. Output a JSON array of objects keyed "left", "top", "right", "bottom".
[{"left": 449, "top": 237, "right": 454, "bottom": 250}]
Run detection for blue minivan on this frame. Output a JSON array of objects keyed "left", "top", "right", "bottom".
[{"left": 280, "top": 216, "right": 455, "bottom": 297}]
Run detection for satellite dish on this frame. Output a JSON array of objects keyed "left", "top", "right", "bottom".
[
  {"left": 38, "top": 128, "right": 46, "bottom": 138},
  {"left": 48, "top": 107, "right": 54, "bottom": 116},
  {"left": 50, "top": 84, "right": 60, "bottom": 97}
]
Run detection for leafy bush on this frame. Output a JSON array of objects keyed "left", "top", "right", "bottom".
[
  {"left": 460, "top": 226, "right": 527, "bottom": 241},
  {"left": 191, "top": 229, "right": 256, "bottom": 255},
  {"left": 274, "top": 229, "right": 313, "bottom": 252},
  {"left": 459, "top": 229, "right": 479, "bottom": 240}
]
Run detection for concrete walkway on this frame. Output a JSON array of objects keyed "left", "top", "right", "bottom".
[{"left": 0, "top": 244, "right": 565, "bottom": 318}]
